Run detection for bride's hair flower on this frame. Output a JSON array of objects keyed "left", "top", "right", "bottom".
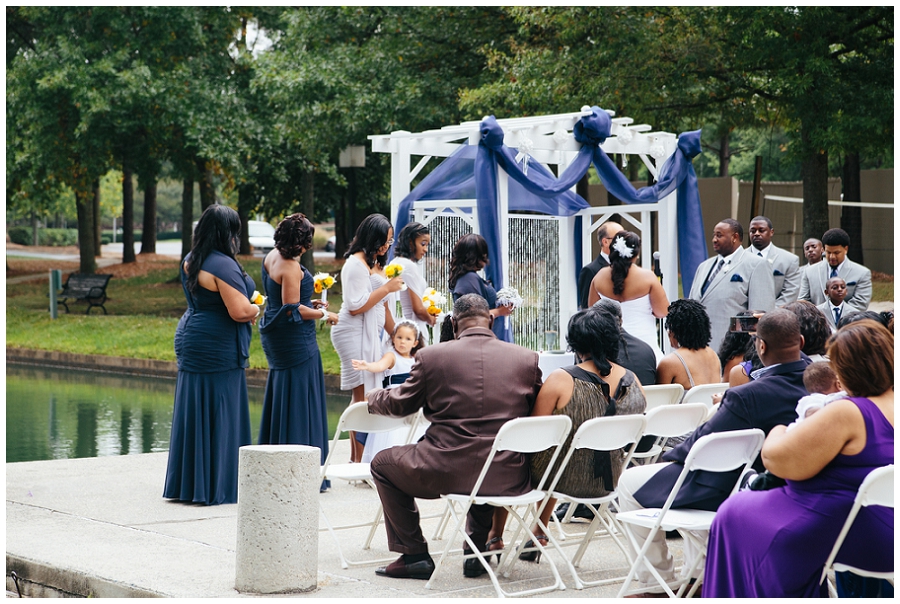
[{"left": 612, "top": 235, "right": 634, "bottom": 259}]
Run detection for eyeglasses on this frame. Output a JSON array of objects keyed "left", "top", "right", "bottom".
[{"left": 385, "top": 238, "right": 394, "bottom": 247}]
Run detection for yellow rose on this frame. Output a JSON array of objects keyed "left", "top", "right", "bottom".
[
  {"left": 314, "top": 282, "right": 323, "bottom": 294},
  {"left": 324, "top": 276, "right": 335, "bottom": 288}
]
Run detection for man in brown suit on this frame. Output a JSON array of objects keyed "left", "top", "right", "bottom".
[{"left": 367, "top": 294, "right": 542, "bottom": 580}]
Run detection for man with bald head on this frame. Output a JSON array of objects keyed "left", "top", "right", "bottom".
[
  {"left": 577, "top": 220, "right": 623, "bottom": 309},
  {"left": 614, "top": 309, "right": 810, "bottom": 595},
  {"left": 367, "top": 293, "right": 541, "bottom": 580}
]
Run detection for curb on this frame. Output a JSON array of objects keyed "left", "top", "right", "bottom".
[{"left": 6, "top": 347, "right": 343, "bottom": 393}]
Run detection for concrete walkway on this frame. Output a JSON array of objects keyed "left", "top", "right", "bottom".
[{"left": 5, "top": 439, "right": 684, "bottom": 598}]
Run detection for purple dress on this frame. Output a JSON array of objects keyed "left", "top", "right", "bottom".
[{"left": 703, "top": 396, "right": 894, "bottom": 597}]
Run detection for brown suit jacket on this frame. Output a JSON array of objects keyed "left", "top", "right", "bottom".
[{"left": 367, "top": 326, "right": 542, "bottom": 498}]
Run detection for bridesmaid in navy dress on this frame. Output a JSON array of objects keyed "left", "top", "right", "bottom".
[
  {"left": 257, "top": 214, "right": 338, "bottom": 486},
  {"left": 164, "top": 205, "right": 260, "bottom": 506},
  {"left": 448, "top": 233, "right": 512, "bottom": 342}
]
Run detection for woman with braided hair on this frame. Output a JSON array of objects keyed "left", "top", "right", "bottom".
[{"left": 588, "top": 230, "right": 668, "bottom": 362}]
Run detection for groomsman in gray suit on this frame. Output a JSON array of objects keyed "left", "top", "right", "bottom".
[
  {"left": 689, "top": 219, "right": 776, "bottom": 352},
  {"left": 799, "top": 228, "right": 872, "bottom": 312},
  {"left": 748, "top": 216, "right": 801, "bottom": 307}
]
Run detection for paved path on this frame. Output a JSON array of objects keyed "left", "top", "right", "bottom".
[{"left": 6, "top": 439, "right": 680, "bottom": 598}]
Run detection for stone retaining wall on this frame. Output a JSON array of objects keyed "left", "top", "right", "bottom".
[{"left": 6, "top": 347, "right": 343, "bottom": 393}]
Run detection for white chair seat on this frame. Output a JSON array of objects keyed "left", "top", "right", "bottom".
[
  {"left": 616, "top": 508, "right": 716, "bottom": 532},
  {"left": 444, "top": 490, "right": 547, "bottom": 508},
  {"left": 321, "top": 462, "right": 372, "bottom": 482}
]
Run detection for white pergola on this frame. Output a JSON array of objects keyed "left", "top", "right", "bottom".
[{"left": 370, "top": 107, "right": 681, "bottom": 351}]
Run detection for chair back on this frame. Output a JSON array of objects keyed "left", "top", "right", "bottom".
[
  {"left": 494, "top": 415, "right": 572, "bottom": 454},
  {"left": 470, "top": 415, "right": 572, "bottom": 498},
  {"left": 337, "top": 400, "right": 417, "bottom": 434},
  {"left": 681, "top": 382, "right": 729, "bottom": 409},
  {"left": 682, "top": 428, "right": 765, "bottom": 475},
  {"left": 819, "top": 465, "right": 894, "bottom": 586},
  {"left": 644, "top": 403, "right": 709, "bottom": 439},
  {"left": 547, "top": 415, "right": 646, "bottom": 495},
  {"left": 642, "top": 384, "right": 685, "bottom": 411}
]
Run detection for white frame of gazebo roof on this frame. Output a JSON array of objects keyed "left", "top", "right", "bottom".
[{"left": 370, "top": 107, "right": 681, "bottom": 349}]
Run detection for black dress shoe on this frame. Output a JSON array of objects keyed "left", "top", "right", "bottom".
[
  {"left": 463, "top": 553, "right": 489, "bottom": 578},
  {"left": 571, "top": 503, "right": 594, "bottom": 520},
  {"left": 375, "top": 555, "right": 435, "bottom": 580}
]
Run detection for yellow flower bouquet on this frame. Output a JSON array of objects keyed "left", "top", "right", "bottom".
[
  {"left": 422, "top": 288, "right": 447, "bottom": 316},
  {"left": 313, "top": 273, "right": 335, "bottom": 302},
  {"left": 384, "top": 262, "right": 406, "bottom": 291},
  {"left": 250, "top": 290, "right": 267, "bottom": 306}
]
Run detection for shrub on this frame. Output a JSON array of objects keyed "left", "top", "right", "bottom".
[
  {"left": 8, "top": 226, "right": 32, "bottom": 245},
  {"left": 39, "top": 229, "right": 79, "bottom": 246}
]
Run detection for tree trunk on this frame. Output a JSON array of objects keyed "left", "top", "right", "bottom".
[
  {"left": 181, "top": 176, "right": 193, "bottom": 260},
  {"left": 31, "top": 209, "right": 38, "bottom": 246},
  {"left": 93, "top": 179, "right": 102, "bottom": 256},
  {"left": 197, "top": 158, "right": 215, "bottom": 210},
  {"left": 300, "top": 169, "right": 315, "bottom": 274},
  {"left": 840, "top": 153, "right": 863, "bottom": 264},
  {"left": 237, "top": 186, "right": 251, "bottom": 255},
  {"left": 140, "top": 176, "right": 157, "bottom": 254},
  {"left": 800, "top": 125, "right": 830, "bottom": 242},
  {"left": 718, "top": 133, "right": 730, "bottom": 177},
  {"left": 75, "top": 188, "right": 96, "bottom": 274},
  {"left": 336, "top": 179, "right": 349, "bottom": 259},
  {"left": 122, "top": 163, "right": 136, "bottom": 264}
]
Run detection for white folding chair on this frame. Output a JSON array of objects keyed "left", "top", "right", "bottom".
[
  {"left": 627, "top": 403, "right": 709, "bottom": 468},
  {"left": 616, "top": 428, "right": 765, "bottom": 598},
  {"left": 425, "top": 415, "right": 573, "bottom": 597},
  {"left": 820, "top": 465, "right": 894, "bottom": 597},
  {"left": 681, "top": 382, "right": 729, "bottom": 422},
  {"left": 642, "top": 384, "right": 686, "bottom": 411},
  {"left": 319, "top": 401, "right": 421, "bottom": 569},
  {"left": 544, "top": 414, "right": 647, "bottom": 588}
]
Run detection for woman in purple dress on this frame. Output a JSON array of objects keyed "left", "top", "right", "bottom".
[{"left": 703, "top": 319, "right": 894, "bottom": 597}]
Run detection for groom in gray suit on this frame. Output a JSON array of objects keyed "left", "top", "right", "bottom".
[
  {"left": 748, "top": 216, "right": 800, "bottom": 307},
  {"left": 689, "top": 219, "right": 776, "bottom": 352},
  {"left": 799, "top": 228, "right": 872, "bottom": 312}
]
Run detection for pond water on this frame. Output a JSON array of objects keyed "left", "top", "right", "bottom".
[{"left": 6, "top": 364, "right": 351, "bottom": 463}]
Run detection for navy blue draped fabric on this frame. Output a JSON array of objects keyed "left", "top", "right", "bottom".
[{"left": 391, "top": 105, "right": 706, "bottom": 317}]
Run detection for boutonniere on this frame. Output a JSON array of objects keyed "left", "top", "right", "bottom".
[{"left": 730, "top": 274, "right": 744, "bottom": 283}]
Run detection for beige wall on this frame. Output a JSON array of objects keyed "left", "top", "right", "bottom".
[{"left": 586, "top": 169, "right": 893, "bottom": 275}]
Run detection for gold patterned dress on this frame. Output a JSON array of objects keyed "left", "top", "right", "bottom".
[{"left": 530, "top": 366, "right": 646, "bottom": 497}]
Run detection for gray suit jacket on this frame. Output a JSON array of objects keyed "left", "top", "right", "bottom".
[
  {"left": 762, "top": 244, "right": 801, "bottom": 307},
  {"left": 817, "top": 300, "right": 848, "bottom": 332},
  {"left": 688, "top": 247, "right": 776, "bottom": 353},
  {"left": 367, "top": 326, "right": 541, "bottom": 498},
  {"left": 799, "top": 258, "right": 872, "bottom": 312}
]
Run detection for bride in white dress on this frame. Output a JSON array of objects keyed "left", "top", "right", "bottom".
[{"left": 588, "top": 231, "right": 669, "bottom": 363}]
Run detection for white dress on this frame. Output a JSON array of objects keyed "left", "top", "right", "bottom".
[
  {"left": 330, "top": 256, "right": 384, "bottom": 392},
  {"left": 618, "top": 295, "right": 665, "bottom": 363},
  {"left": 360, "top": 354, "right": 429, "bottom": 463},
  {"left": 394, "top": 256, "right": 430, "bottom": 345}
]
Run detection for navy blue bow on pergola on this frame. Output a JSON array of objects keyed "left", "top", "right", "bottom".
[{"left": 393, "top": 106, "right": 707, "bottom": 342}]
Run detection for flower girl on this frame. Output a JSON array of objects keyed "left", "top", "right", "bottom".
[{"left": 351, "top": 320, "right": 428, "bottom": 462}]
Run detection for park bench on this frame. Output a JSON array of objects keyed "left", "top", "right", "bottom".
[{"left": 56, "top": 273, "right": 112, "bottom": 315}]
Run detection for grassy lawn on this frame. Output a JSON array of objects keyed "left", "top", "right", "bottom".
[{"left": 6, "top": 255, "right": 345, "bottom": 372}]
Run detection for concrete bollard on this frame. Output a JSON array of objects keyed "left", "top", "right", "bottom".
[{"left": 235, "top": 445, "right": 320, "bottom": 594}]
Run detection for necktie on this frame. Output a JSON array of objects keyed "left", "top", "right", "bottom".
[
  {"left": 701, "top": 259, "right": 725, "bottom": 296},
  {"left": 834, "top": 307, "right": 841, "bottom": 325},
  {"left": 830, "top": 266, "right": 838, "bottom": 279}
]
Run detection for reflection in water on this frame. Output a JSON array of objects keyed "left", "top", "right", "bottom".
[{"left": 7, "top": 364, "right": 349, "bottom": 463}]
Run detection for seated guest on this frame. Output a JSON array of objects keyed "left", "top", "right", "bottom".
[
  {"left": 731, "top": 300, "right": 831, "bottom": 388},
  {"left": 716, "top": 311, "right": 759, "bottom": 379},
  {"left": 488, "top": 307, "right": 647, "bottom": 558},
  {"left": 818, "top": 276, "right": 848, "bottom": 333},
  {"left": 615, "top": 309, "right": 810, "bottom": 595},
  {"left": 837, "top": 309, "right": 893, "bottom": 331},
  {"left": 366, "top": 294, "right": 541, "bottom": 580},
  {"left": 593, "top": 297, "right": 658, "bottom": 386},
  {"left": 657, "top": 299, "right": 722, "bottom": 390},
  {"left": 703, "top": 320, "right": 893, "bottom": 597}
]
